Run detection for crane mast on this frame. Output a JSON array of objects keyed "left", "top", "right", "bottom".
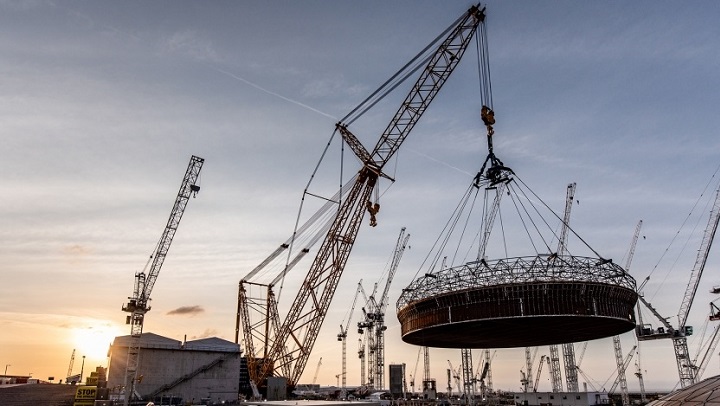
[
  {"left": 552, "top": 184, "right": 578, "bottom": 393},
  {"left": 66, "top": 349, "right": 76, "bottom": 383},
  {"left": 533, "top": 355, "right": 546, "bottom": 392},
  {"left": 361, "top": 228, "right": 410, "bottom": 390},
  {"left": 257, "top": 4, "right": 485, "bottom": 389},
  {"left": 612, "top": 220, "right": 642, "bottom": 405},
  {"left": 338, "top": 281, "right": 362, "bottom": 390},
  {"left": 460, "top": 349, "right": 475, "bottom": 400},
  {"left": 121, "top": 155, "right": 203, "bottom": 406}
]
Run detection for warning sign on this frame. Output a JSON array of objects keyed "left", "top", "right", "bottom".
[{"left": 74, "top": 385, "right": 97, "bottom": 400}]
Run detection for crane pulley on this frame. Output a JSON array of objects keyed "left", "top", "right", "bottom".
[{"left": 121, "top": 155, "right": 204, "bottom": 406}]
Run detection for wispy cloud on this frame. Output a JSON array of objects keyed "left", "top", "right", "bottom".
[
  {"left": 162, "top": 30, "right": 220, "bottom": 63},
  {"left": 166, "top": 305, "right": 205, "bottom": 317},
  {"left": 191, "top": 328, "right": 218, "bottom": 340}
]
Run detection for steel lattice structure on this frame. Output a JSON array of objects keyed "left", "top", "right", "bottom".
[{"left": 397, "top": 254, "right": 637, "bottom": 348}]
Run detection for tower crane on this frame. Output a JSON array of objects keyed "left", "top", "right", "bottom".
[
  {"left": 358, "top": 228, "right": 410, "bottom": 390},
  {"left": 358, "top": 337, "right": 366, "bottom": 387},
  {"left": 460, "top": 349, "right": 474, "bottom": 400},
  {"left": 533, "top": 355, "right": 546, "bottom": 392},
  {"left": 611, "top": 220, "right": 642, "bottom": 406},
  {"left": 253, "top": 4, "right": 486, "bottom": 391},
  {"left": 121, "top": 155, "right": 203, "bottom": 406},
  {"left": 447, "top": 360, "right": 462, "bottom": 395},
  {"left": 554, "top": 183, "right": 580, "bottom": 393},
  {"left": 636, "top": 187, "right": 720, "bottom": 388},
  {"left": 312, "top": 357, "right": 322, "bottom": 385},
  {"left": 548, "top": 345, "right": 563, "bottom": 393},
  {"left": 522, "top": 347, "right": 539, "bottom": 393},
  {"left": 338, "top": 281, "right": 363, "bottom": 389},
  {"left": 609, "top": 345, "right": 637, "bottom": 395},
  {"left": 66, "top": 349, "right": 76, "bottom": 383},
  {"left": 423, "top": 346, "right": 432, "bottom": 392},
  {"left": 409, "top": 347, "right": 422, "bottom": 394}
]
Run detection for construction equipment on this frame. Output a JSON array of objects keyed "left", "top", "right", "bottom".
[
  {"left": 423, "top": 346, "right": 431, "bottom": 387},
  {"left": 447, "top": 360, "right": 462, "bottom": 395},
  {"left": 312, "top": 357, "right": 322, "bottom": 385},
  {"left": 533, "top": 355, "right": 546, "bottom": 392},
  {"left": 249, "top": 4, "right": 485, "bottom": 392},
  {"left": 548, "top": 345, "right": 563, "bottom": 393},
  {"left": 337, "top": 281, "right": 362, "bottom": 389},
  {"left": 121, "top": 155, "right": 203, "bottom": 406},
  {"left": 634, "top": 346, "right": 647, "bottom": 403},
  {"left": 409, "top": 347, "right": 422, "bottom": 394},
  {"left": 636, "top": 187, "right": 720, "bottom": 388},
  {"left": 557, "top": 183, "right": 580, "bottom": 393},
  {"left": 358, "top": 337, "right": 366, "bottom": 386},
  {"left": 460, "top": 349, "right": 474, "bottom": 400},
  {"left": 612, "top": 220, "right": 643, "bottom": 405},
  {"left": 66, "top": 349, "right": 75, "bottom": 383},
  {"left": 357, "top": 228, "right": 410, "bottom": 390},
  {"left": 609, "top": 345, "right": 637, "bottom": 394},
  {"left": 522, "top": 347, "right": 538, "bottom": 393}
]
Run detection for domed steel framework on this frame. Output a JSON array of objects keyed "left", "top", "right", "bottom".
[{"left": 396, "top": 254, "right": 637, "bottom": 348}]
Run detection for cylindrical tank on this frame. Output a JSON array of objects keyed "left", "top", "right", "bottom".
[{"left": 396, "top": 255, "right": 637, "bottom": 348}]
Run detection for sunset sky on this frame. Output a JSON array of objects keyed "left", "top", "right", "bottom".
[{"left": 2, "top": 0, "right": 720, "bottom": 393}]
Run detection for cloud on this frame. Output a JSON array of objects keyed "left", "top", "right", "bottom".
[
  {"left": 191, "top": 328, "right": 218, "bottom": 340},
  {"left": 166, "top": 305, "right": 205, "bottom": 316},
  {"left": 162, "top": 30, "right": 220, "bottom": 63}
]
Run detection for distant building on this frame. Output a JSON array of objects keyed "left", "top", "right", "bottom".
[
  {"left": 388, "top": 364, "right": 404, "bottom": 398},
  {"left": 107, "top": 332, "right": 241, "bottom": 404},
  {"left": 512, "top": 391, "right": 610, "bottom": 406}
]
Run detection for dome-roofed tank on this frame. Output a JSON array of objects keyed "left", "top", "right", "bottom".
[
  {"left": 396, "top": 99, "right": 638, "bottom": 348},
  {"left": 396, "top": 255, "right": 637, "bottom": 348}
]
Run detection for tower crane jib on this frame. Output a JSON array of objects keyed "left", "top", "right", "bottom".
[{"left": 121, "top": 155, "right": 204, "bottom": 406}]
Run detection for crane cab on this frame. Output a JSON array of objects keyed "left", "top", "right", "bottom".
[{"left": 636, "top": 323, "right": 674, "bottom": 340}]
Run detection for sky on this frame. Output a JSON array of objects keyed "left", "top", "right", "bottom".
[{"left": 2, "top": 0, "right": 720, "bottom": 394}]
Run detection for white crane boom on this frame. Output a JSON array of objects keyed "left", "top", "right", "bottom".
[{"left": 121, "top": 155, "right": 203, "bottom": 406}]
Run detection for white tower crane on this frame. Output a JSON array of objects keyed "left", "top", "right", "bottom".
[
  {"left": 637, "top": 187, "right": 720, "bottom": 388},
  {"left": 558, "top": 184, "right": 580, "bottom": 393},
  {"left": 337, "top": 281, "right": 362, "bottom": 390},
  {"left": 121, "top": 155, "right": 203, "bottom": 406},
  {"left": 358, "top": 228, "right": 410, "bottom": 390},
  {"left": 312, "top": 357, "right": 322, "bottom": 385},
  {"left": 612, "top": 220, "right": 643, "bottom": 406}
]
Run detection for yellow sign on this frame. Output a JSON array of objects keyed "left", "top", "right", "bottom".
[{"left": 74, "top": 385, "right": 97, "bottom": 401}]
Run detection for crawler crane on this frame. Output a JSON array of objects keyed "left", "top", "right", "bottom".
[
  {"left": 121, "top": 155, "right": 204, "bottom": 406},
  {"left": 247, "top": 4, "right": 486, "bottom": 393}
]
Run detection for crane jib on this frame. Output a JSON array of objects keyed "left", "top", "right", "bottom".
[
  {"left": 254, "top": 3, "right": 487, "bottom": 391},
  {"left": 121, "top": 155, "right": 204, "bottom": 406}
]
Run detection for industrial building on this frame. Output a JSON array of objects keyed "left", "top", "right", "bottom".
[
  {"left": 512, "top": 391, "right": 610, "bottom": 406},
  {"left": 107, "top": 332, "right": 241, "bottom": 404}
]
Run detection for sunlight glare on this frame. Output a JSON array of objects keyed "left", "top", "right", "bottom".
[{"left": 72, "top": 323, "right": 123, "bottom": 361}]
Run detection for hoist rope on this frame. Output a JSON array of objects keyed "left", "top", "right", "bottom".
[{"left": 642, "top": 163, "right": 720, "bottom": 299}]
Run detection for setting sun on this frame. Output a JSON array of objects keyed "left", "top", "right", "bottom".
[{"left": 72, "top": 323, "right": 123, "bottom": 361}]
